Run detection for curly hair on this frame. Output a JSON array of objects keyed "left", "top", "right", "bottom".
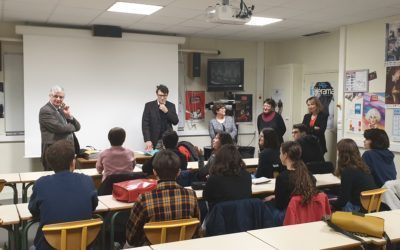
[
  {"left": 209, "top": 144, "right": 246, "bottom": 176},
  {"left": 281, "top": 141, "right": 318, "bottom": 205},
  {"left": 335, "top": 138, "right": 370, "bottom": 177}
]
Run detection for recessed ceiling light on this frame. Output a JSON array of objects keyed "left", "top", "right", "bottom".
[
  {"left": 107, "top": 2, "right": 163, "bottom": 15},
  {"left": 245, "top": 17, "right": 282, "bottom": 26}
]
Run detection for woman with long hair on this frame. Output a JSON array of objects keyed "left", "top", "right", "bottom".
[
  {"left": 302, "top": 96, "right": 328, "bottom": 154},
  {"left": 257, "top": 98, "right": 286, "bottom": 144},
  {"left": 264, "top": 141, "right": 317, "bottom": 226},
  {"left": 196, "top": 131, "right": 234, "bottom": 181},
  {"left": 362, "top": 129, "right": 397, "bottom": 187},
  {"left": 255, "top": 128, "right": 282, "bottom": 178},
  {"left": 333, "top": 138, "right": 377, "bottom": 212},
  {"left": 203, "top": 144, "right": 252, "bottom": 208}
]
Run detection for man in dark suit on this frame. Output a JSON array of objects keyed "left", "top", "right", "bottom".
[
  {"left": 292, "top": 123, "right": 324, "bottom": 163},
  {"left": 39, "top": 86, "right": 81, "bottom": 170},
  {"left": 142, "top": 84, "right": 178, "bottom": 150}
]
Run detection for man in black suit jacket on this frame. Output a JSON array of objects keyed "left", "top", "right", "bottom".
[
  {"left": 39, "top": 86, "right": 80, "bottom": 170},
  {"left": 292, "top": 123, "right": 324, "bottom": 163},
  {"left": 142, "top": 85, "right": 178, "bottom": 150}
]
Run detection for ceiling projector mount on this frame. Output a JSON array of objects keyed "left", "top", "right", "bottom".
[{"left": 206, "top": 0, "right": 254, "bottom": 25}]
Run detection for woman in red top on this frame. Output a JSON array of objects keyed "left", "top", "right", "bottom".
[{"left": 302, "top": 97, "right": 328, "bottom": 154}]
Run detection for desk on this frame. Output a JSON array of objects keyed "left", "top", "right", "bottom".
[
  {"left": 187, "top": 158, "right": 259, "bottom": 171},
  {"left": 0, "top": 173, "right": 21, "bottom": 203},
  {"left": 150, "top": 232, "right": 275, "bottom": 250},
  {"left": 76, "top": 152, "right": 151, "bottom": 169},
  {"left": 19, "top": 171, "right": 54, "bottom": 203},
  {"left": 0, "top": 204, "right": 20, "bottom": 249},
  {"left": 125, "top": 247, "right": 152, "bottom": 250},
  {"left": 314, "top": 173, "right": 341, "bottom": 187},
  {"left": 365, "top": 210, "right": 400, "bottom": 246},
  {"left": 248, "top": 221, "right": 362, "bottom": 250}
]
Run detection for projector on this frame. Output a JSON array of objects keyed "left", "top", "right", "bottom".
[{"left": 206, "top": 3, "right": 252, "bottom": 25}]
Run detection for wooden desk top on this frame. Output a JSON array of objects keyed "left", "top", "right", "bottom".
[
  {"left": 150, "top": 232, "right": 274, "bottom": 250},
  {"left": 0, "top": 205, "right": 20, "bottom": 226},
  {"left": 0, "top": 173, "right": 21, "bottom": 183},
  {"left": 248, "top": 221, "right": 362, "bottom": 250},
  {"left": 365, "top": 210, "right": 400, "bottom": 245},
  {"left": 16, "top": 201, "right": 109, "bottom": 221},
  {"left": 98, "top": 195, "right": 135, "bottom": 211},
  {"left": 314, "top": 173, "right": 341, "bottom": 187},
  {"left": 19, "top": 171, "right": 54, "bottom": 183}
]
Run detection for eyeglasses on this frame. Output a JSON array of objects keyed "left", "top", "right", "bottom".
[{"left": 52, "top": 95, "right": 64, "bottom": 99}]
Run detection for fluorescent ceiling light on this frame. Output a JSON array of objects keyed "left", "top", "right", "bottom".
[
  {"left": 245, "top": 16, "right": 282, "bottom": 26},
  {"left": 108, "top": 2, "right": 163, "bottom": 15}
]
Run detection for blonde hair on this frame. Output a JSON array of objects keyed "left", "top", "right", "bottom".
[{"left": 306, "top": 96, "right": 323, "bottom": 114}]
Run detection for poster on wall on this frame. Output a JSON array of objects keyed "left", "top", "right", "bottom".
[
  {"left": 362, "top": 93, "right": 385, "bottom": 130},
  {"left": 385, "top": 22, "right": 400, "bottom": 63},
  {"left": 310, "top": 82, "right": 335, "bottom": 129},
  {"left": 234, "top": 94, "right": 252, "bottom": 122},
  {"left": 385, "top": 65, "right": 400, "bottom": 107},
  {"left": 0, "top": 82, "right": 4, "bottom": 118},
  {"left": 345, "top": 70, "right": 369, "bottom": 92},
  {"left": 393, "top": 109, "right": 400, "bottom": 142},
  {"left": 344, "top": 92, "right": 364, "bottom": 134},
  {"left": 185, "top": 91, "right": 205, "bottom": 121}
]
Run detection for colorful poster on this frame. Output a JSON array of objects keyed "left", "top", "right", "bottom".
[
  {"left": 344, "top": 92, "right": 364, "bottom": 134},
  {"left": 393, "top": 109, "right": 400, "bottom": 142},
  {"left": 385, "top": 65, "right": 400, "bottom": 106},
  {"left": 345, "top": 70, "right": 369, "bottom": 92},
  {"left": 185, "top": 91, "right": 205, "bottom": 121},
  {"left": 362, "top": 93, "right": 385, "bottom": 130},
  {"left": 385, "top": 22, "right": 400, "bottom": 63},
  {"left": 234, "top": 94, "right": 252, "bottom": 122}
]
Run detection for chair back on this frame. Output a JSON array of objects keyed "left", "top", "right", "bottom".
[
  {"left": 283, "top": 192, "right": 331, "bottom": 226},
  {"left": 144, "top": 218, "right": 199, "bottom": 244},
  {"left": 360, "top": 188, "right": 387, "bottom": 213},
  {"left": 42, "top": 218, "right": 103, "bottom": 250},
  {"left": 0, "top": 179, "right": 6, "bottom": 192}
]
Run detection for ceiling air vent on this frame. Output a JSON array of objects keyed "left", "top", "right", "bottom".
[{"left": 302, "top": 31, "right": 329, "bottom": 37}]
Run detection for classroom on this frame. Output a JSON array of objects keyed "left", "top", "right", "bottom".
[{"left": 0, "top": 0, "right": 400, "bottom": 249}]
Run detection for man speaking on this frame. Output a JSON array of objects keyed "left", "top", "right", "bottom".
[
  {"left": 142, "top": 84, "right": 179, "bottom": 151},
  {"left": 39, "top": 86, "right": 81, "bottom": 170}
]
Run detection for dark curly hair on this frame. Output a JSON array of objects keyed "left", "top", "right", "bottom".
[
  {"left": 209, "top": 144, "right": 245, "bottom": 176},
  {"left": 281, "top": 141, "right": 318, "bottom": 205},
  {"left": 335, "top": 138, "right": 370, "bottom": 177}
]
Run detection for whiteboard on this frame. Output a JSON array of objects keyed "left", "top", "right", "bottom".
[{"left": 18, "top": 26, "right": 184, "bottom": 157}]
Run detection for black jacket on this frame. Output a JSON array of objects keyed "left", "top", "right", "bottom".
[{"left": 302, "top": 112, "right": 328, "bottom": 153}]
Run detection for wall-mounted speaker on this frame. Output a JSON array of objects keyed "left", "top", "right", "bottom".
[
  {"left": 92, "top": 25, "right": 122, "bottom": 38},
  {"left": 187, "top": 52, "right": 201, "bottom": 78}
]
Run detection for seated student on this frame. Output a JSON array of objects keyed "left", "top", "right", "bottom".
[
  {"left": 362, "top": 128, "right": 397, "bottom": 187},
  {"left": 203, "top": 144, "right": 252, "bottom": 209},
  {"left": 142, "top": 130, "right": 187, "bottom": 176},
  {"left": 126, "top": 149, "right": 200, "bottom": 247},
  {"left": 263, "top": 141, "right": 317, "bottom": 226},
  {"left": 255, "top": 128, "right": 282, "bottom": 178},
  {"left": 96, "top": 127, "right": 135, "bottom": 181},
  {"left": 29, "top": 140, "right": 98, "bottom": 250},
  {"left": 332, "top": 139, "right": 377, "bottom": 212},
  {"left": 195, "top": 131, "right": 234, "bottom": 181},
  {"left": 292, "top": 123, "right": 324, "bottom": 163}
]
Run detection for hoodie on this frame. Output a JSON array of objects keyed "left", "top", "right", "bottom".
[{"left": 362, "top": 149, "right": 397, "bottom": 187}]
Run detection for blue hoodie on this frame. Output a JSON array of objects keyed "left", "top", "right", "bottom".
[{"left": 362, "top": 149, "right": 397, "bottom": 187}]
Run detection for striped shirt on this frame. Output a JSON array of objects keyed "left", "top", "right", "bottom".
[{"left": 126, "top": 181, "right": 200, "bottom": 246}]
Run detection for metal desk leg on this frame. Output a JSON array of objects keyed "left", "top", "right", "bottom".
[
  {"left": 5, "top": 183, "right": 18, "bottom": 204},
  {"left": 92, "top": 213, "right": 105, "bottom": 250},
  {"left": 109, "top": 211, "right": 123, "bottom": 250},
  {"left": 21, "top": 219, "right": 39, "bottom": 250},
  {"left": 22, "top": 182, "right": 35, "bottom": 203}
]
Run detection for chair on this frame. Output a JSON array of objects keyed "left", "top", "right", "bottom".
[
  {"left": 360, "top": 188, "right": 387, "bottom": 213},
  {"left": 143, "top": 218, "right": 200, "bottom": 244},
  {"left": 42, "top": 218, "right": 103, "bottom": 250},
  {"left": 283, "top": 192, "right": 331, "bottom": 226},
  {"left": 204, "top": 198, "right": 273, "bottom": 236}
]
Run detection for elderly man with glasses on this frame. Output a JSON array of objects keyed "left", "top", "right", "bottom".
[{"left": 142, "top": 84, "right": 179, "bottom": 151}]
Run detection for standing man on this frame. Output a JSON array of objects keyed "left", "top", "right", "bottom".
[
  {"left": 39, "top": 86, "right": 80, "bottom": 170},
  {"left": 142, "top": 84, "right": 178, "bottom": 151}
]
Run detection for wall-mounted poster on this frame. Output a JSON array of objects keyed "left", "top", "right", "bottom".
[
  {"left": 385, "top": 22, "right": 400, "bottom": 63},
  {"left": 310, "top": 82, "right": 335, "bottom": 129},
  {"left": 344, "top": 92, "right": 364, "bottom": 134},
  {"left": 235, "top": 94, "right": 252, "bottom": 122},
  {"left": 363, "top": 93, "right": 385, "bottom": 130},
  {"left": 185, "top": 91, "right": 205, "bottom": 121},
  {"left": 0, "top": 82, "right": 4, "bottom": 118},
  {"left": 385, "top": 65, "right": 400, "bottom": 106},
  {"left": 393, "top": 109, "right": 400, "bottom": 142},
  {"left": 345, "top": 70, "right": 369, "bottom": 92}
]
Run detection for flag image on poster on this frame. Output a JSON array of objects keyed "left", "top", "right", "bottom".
[
  {"left": 362, "top": 93, "right": 385, "bottom": 130},
  {"left": 185, "top": 91, "right": 205, "bottom": 120}
]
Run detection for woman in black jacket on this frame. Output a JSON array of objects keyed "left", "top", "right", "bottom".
[{"left": 255, "top": 128, "right": 282, "bottom": 178}]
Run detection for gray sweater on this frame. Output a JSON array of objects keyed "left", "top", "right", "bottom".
[{"left": 209, "top": 116, "right": 237, "bottom": 140}]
